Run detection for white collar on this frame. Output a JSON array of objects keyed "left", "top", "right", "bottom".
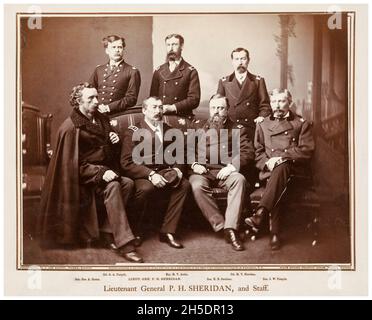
[
  {"left": 145, "top": 118, "right": 162, "bottom": 132},
  {"left": 110, "top": 59, "right": 124, "bottom": 67},
  {"left": 234, "top": 71, "right": 248, "bottom": 82}
]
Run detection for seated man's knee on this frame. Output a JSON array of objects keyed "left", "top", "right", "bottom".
[
  {"left": 134, "top": 180, "right": 155, "bottom": 200},
  {"left": 178, "top": 177, "right": 191, "bottom": 192},
  {"left": 189, "top": 175, "right": 208, "bottom": 192},
  {"left": 119, "top": 176, "right": 134, "bottom": 191},
  {"left": 271, "top": 162, "right": 291, "bottom": 176},
  {"left": 104, "top": 180, "right": 121, "bottom": 195}
]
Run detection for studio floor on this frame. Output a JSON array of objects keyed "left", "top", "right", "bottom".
[{"left": 22, "top": 201, "right": 351, "bottom": 267}]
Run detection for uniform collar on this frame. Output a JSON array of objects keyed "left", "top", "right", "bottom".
[
  {"left": 109, "top": 59, "right": 124, "bottom": 68},
  {"left": 234, "top": 71, "right": 248, "bottom": 83}
]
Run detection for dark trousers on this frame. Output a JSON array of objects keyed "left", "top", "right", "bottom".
[
  {"left": 96, "top": 177, "right": 135, "bottom": 249},
  {"left": 259, "top": 163, "right": 293, "bottom": 234},
  {"left": 132, "top": 178, "right": 190, "bottom": 234}
]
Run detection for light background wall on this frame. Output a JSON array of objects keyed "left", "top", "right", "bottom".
[
  {"left": 21, "top": 16, "right": 153, "bottom": 146},
  {"left": 21, "top": 14, "right": 315, "bottom": 145}
]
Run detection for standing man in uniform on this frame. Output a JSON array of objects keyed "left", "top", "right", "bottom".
[
  {"left": 245, "top": 89, "right": 315, "bottom": 250},
  {"left": 150, "top": 34, "right": 200, "bottom": 118},
  {"left": 38, "top": 83, "right": 143, "bottom": 263},
  {"left": 188, "top": 94, "right": 255, "bottom": 251},
  {"left": 89, "top": 35, "right": 141, "bottom": 116},
  {"left": 217, "top": 47, "right": 271, "bottom": 141}
]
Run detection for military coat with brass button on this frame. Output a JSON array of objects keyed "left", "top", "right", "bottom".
[
  {"left": 188, "top": 118, "right": 255, "bottom": 172},
  {"left": 217, "top": 72, "right": 271, "bottom": 140},
  {"left": 254, "top": 111, "right": 315, "bottom": 180},
  {"left": 150, "top": 59, "right": 200, "bottom": 117},
  {"left": 89, "top": 60, "right": 141, "bottom": 116}
]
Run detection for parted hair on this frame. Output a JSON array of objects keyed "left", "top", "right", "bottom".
[
  {"left": 269, "top": 88, "right": 293, "bottom": 104},
  {"left": 209, "top": 93, "right": 229, "bottom": 108},
  {"left": 230, "top": 47, "right": 250, "bottom": 60},
  {"left": 164, "top": 34, "right": 184, "bottom": 46},
  {"left": 142, "top": 96, "right": 162, "bottom": 110},
  {"left": 102, "top": 35, "right": 126, "bottom": 48}
]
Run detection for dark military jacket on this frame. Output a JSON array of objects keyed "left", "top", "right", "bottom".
[
  {"left": 188, "top": 118, "right": 255, "bottom": 172},
  {"left": 217, "top": 71, "right": 271, "bottom": 139},
  {"left": 254, "top": 111, "right": 315, "bottom": 180},
  {"left": 120, "top": 118, "right": 185, "bottom": 179},
  {"left": 89, "top": 60, "right": 141, "bottom": 116},
  {"left": 150, "top": 59, "right": 200, "bottom": 117}
]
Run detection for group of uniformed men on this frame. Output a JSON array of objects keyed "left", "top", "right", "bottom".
[{"left": 38, "top": 34, "right": 315, "bottom": 263}]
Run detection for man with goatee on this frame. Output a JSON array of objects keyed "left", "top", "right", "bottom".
[
  {"left": 150, "top": 34, "right": 200, "bottom": 118},
  {"left": 188, "top": 94, "right": 255, "bottom": 251}
]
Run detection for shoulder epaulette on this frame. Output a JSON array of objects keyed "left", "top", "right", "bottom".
[
  {"left": 155, "top": 65, "right": 161, "bottom": 71},
  {"left": 128, "top": 125, "right": 139, "bottom": 131},
  {"left": 132, "top": 66, "right": 137, "bottom": 70},
  {"left": 188, "top": 66, "right": 195, "bottom": 71},
  {"left": 221, "top": 76, "right": 227, "bottom": 82},
  {"left": 256, "top": 75, "right": 261, "bottom": 80}
]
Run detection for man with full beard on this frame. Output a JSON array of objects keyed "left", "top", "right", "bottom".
[
  {"left": 150, "top": 34, "right": 200, "bottom": 118},
  {"left": 188, "top": 94, "right": 255, "bottom": 251}
]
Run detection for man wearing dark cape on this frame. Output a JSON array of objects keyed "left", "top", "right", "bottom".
[{"left": 38, "top": 82, "right": 143, "bottom": 263}]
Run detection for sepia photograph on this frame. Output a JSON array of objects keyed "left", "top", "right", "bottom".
[{"left": 3, "top": 3, "right": 369, "bottom": 296}]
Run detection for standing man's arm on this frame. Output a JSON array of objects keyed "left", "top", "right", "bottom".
[
  {"left": 216, "top": 79, "right": 226, "bottom": 96},
  {"left": 231, "top": 127, "right": 255, "bottom": 172},
  {"left": 257, "top": 78, "right": 271, "bottom": 118},
  {"left": 107, "top": 68, "right": 141, "bottom": 115},
  {"left": 89, "top": 68, "right": 99, "bottom": 89},
  {"left": 173, "top": 69, "right": 201, "bottom": 114},
  {"left": 150, "top": 69, "right": 160, "bottom": 97},
  {"left": 254, "top": 124, "right": 270, "bottom": 171}
]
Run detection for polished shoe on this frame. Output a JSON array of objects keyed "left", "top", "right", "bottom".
[
  {"left": 100, "top": 232, "right": 117, "bottom": 251},
  {"left": 224, "top": 229, "right": 244, "bottom": 251},
  {"left": 159, "top": 233, "right": 184, "bottom": 249},
  {"left": 244, "top": 207, "right": 267, "bottom": 233},
  {"left": 119, "top": 250, "right": 144, "bottom": 263},
  {"left": 270, "top": 234, "right": 281, "bottom": 251},
  {"left": 133, "top": 235, "right": 143, "bottom": 247}
]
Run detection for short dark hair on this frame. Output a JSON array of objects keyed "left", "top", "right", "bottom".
[
  {"left": 102, "top": 35, "right": 126, "bottom": 48},
  {"left": 230, "top": 47, "right": 250, "bottom": 60},
  {"left": 269, "top": 88, "right": 293, "bottom": 104},
  {"left": 209, "top": 93, "right": 229, "bottom": 108},
  {"left": 69, "top": 82, "right": 94, "bottom": 107},
  {"left": 165, "top": 34, "right": 184, "bottom": 46},
  {"left": 142, "top": 96, "right": 162, "bottom": 110}
]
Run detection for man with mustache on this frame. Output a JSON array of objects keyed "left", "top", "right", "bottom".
[
  {"left": 245, "top": 89, "right": 315, "bottom": 250},
  {"left": 38, "top": 83, "right": 143, "bottom": 263},
  {"left": 120, "top": 96, "right": 191, "bottom": 249},
  {"left": 150, "top": 34, "right": 200, "bottom": 118},
  {"left": 217, "top": 47, "right": 271, "bottom": 141},
  {"left": 89, "top": 35, "right": 141, "bottom": 116},
  {"left": 188, "top": 94, "right": 255, "bottom": 251}
]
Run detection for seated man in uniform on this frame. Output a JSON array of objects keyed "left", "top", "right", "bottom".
[
  {"left": 188, "top": 94, "right": 255, "bottom": 251},
  {"left": 120, "top": 96, "right": 191, "bottom": 249},
  {"left": 245, "top": 89, "right": 315, "bottom": 250},
  {"left": 38, "top": 83, "right": 143, "bottom": 263}
]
